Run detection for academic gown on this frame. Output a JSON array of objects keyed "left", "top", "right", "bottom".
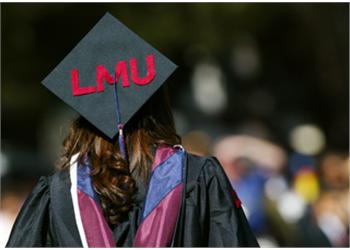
[{"left": 6, "top": 153, "right": 259, "bottom": 247}]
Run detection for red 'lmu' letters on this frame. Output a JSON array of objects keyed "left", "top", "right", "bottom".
[{"left": 71, "top": 54, "right": 156, "bottom": 96}]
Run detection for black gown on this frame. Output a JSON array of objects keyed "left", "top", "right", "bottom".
[{"left": 6, "top": 153, "right": 259, "bottom": 247}]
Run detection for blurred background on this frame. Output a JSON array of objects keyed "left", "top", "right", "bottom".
[{"left": 1, "top": 3, "right": 349, "bottom": 247}]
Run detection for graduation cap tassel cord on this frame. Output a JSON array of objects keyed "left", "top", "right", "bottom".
[{"left": 113, "top": 77, "right": 126, "bottom": 159}]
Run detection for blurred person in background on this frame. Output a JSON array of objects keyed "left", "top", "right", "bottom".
[{"left": 312, "top": 152, "right": 349, "bottom": 246}]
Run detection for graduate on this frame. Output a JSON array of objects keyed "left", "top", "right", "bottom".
[{"left": 6, "top": 13, "right": 259, "bottom": 247}]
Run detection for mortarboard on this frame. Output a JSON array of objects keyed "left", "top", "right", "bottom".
[{"left": 42, "top": 12, "right": 177, "bottom": 156}]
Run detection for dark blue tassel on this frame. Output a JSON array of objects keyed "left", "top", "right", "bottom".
[
  {"left": 118, "top": 124, "right": 126, "bottom": 159},
  {"left": 113, "top": 76, "right": 127, "bottom": 159}
]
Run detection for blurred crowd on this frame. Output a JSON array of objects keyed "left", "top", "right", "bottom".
[{"left": 183, "top": 129, "right": 349, "bottom": 247}]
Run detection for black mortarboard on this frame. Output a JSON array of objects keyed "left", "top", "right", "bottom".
[{"left": 42, "top": 12, "right": 177, "bottom": 148}]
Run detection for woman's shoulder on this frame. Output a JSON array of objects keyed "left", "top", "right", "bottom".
[
  {"left": 34, "top": 168, "right": 71, "bottom": 191},
  {"left": 185, "top": 152, "right": 226, "bottom": 182}
]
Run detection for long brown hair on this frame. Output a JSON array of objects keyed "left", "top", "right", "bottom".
[{"left": 57, "top": 87, "right": 180, "bottom": 226}]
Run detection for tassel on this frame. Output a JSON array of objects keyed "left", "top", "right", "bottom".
[
  {"left": 118, "top": 124, "right": 126, "bottom": 159},
  {"left": 113, "top": 76, "right": 127, "bottom": 159}
]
